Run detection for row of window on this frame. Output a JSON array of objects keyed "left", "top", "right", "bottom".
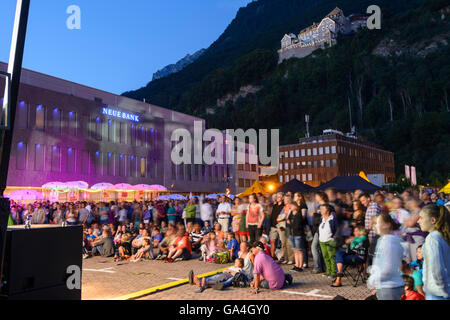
[
  {"left": 280, "top": 145, "right": 393, "bottom": 163},
  {"left": 15, "top": 142, "right": 153, "bottom": 178},
  {"left": 281, "top": 146, "right": 337, "bottom": 158},
  {"left": 170, "top": 163, "right": 232, "bottom": 183},
  {"left": 280, "top": 159, "right": 337, "bottom": 170},
  {"left": 16, "top": 103, "right": 157, "bottom": 148},
  {"left": 238, "top": 179, "right": 256, "bottom": 188},
  {"left": 237, "top": 163, "right": 258, "bottom": 172},
  {"left": 279, "top": 172, "right": 335, "bottom": 183}
]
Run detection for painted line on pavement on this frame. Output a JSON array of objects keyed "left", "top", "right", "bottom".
[
  {"left": 167, "top": 277, "right": 184, "bottom": 281},
  {"left": 113, "top": 267, "right": 229, "bottom": 300},
  {"left": 282, "top": 289, "right": 333, "bottom": 299},
  {"left": 84, "top": 267, "right": 116, "bottom": 274}
]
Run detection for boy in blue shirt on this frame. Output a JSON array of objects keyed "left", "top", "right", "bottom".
[{"left": 227, "top": 232, "right": 240, "bottom": 260}]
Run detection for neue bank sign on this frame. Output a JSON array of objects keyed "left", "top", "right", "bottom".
[{"left": 102, "top": 107, "right": 140, "bottom": 122}]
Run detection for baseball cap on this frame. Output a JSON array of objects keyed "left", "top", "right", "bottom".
[{"left": 252, "top": 241, "right": 265, "bottom": 251}]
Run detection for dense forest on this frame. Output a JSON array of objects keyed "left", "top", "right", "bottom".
[{"left": 124, "top": 0, "right": 450, "bottom": 187}]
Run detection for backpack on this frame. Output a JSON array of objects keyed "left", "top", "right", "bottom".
[
  {"left": 231, "top": 272, "right": 248, "bottom": 288},
  {"left": 213, "top": 252, "right": 230, "bottom": 264}
]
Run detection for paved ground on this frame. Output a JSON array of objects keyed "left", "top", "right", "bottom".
[{"left": 82, "top": 255, "right": 371, "bottom": 300}]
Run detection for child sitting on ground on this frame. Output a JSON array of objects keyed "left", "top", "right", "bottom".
[
  {"left": 115, "top": 234, "right": 132, "bottom": 261},
  {"left": 401, "top": 275, "right": 425, "bottom": 300},
  {"left": 188, "top": 258, "right": 245, "bottom": 292},
  {"left": 200, "top": 232, "right": 217, "bottom": 262},
  {"left": 227, "top": 232, "right": 240, "bottom": 260},
  {"left": 130, "top": 238, "right": 153, "bottom": 262}
]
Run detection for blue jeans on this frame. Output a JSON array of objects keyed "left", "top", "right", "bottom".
[
  {"left": 205, "top": 273, "right": 234, "bottom": 287},
  {"left": 426, "top": 294, "right": 450, "bottom": 300},
  {"left": 376, "top": 286, "right": 403, "bottom": 300},
  {"left": 312, "top": 233, "right": 324, "bottom": 272}
]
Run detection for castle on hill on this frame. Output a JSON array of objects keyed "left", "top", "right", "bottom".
[{"left": 278, "top": 7, "right": 368, "bottom": 63}]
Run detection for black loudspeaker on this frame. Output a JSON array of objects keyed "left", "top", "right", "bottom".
[{"left": 1, "top": 225, "right": 82, "bottom": 300}]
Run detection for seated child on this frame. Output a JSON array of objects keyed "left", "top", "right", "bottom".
[
  {"left": 200, "top": 232, "right": 217, "bottom": 262},
  {"left": 86, "top": 228, "right": 97, "bottom": 244},
  {"left": 188, "top": 258, "right": 245, "bottom": 292},
  {"left": 152, "top": 227, "right": 164, "bottom": 248},
  {"left": 115, "top": 234, "right": 132, "bottom": 261},
  {"left": 202, "top": 220, "right": 213, "bottom": 234},
  {"left": 401, "top": 275, "right": 425, "bottom": 300},
  {"left": 130, "top": 238, "right": 153, "bottom": 262},
  {"left": 227, "top": 232, "right": 240, "bottom": 260}
]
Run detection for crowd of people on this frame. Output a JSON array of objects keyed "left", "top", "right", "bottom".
[{"left": 7, "top": 188, "right": 450, "bottom": 300}]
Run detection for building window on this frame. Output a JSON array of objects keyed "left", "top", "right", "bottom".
[
  {"left": 34, "top": 144, "right": 44, "bottom": 171},
  {"left": 95, "top": 117, "right": 102, "bottom": 141},
  {"left": 81, "top": 150, "right": 89, "bottom": 174},
  {"left": 52, "top": 108, "right": 62, "bottom": 134},
  {"left": 120, "top": 123, "right": 126, "bottom": 144},
  {"left": 331, "top": 146, "right": 336, "bottom": 154},
  {"left": 290, "top": 162, "right": 294, "bottom": 170},
  {"left": 313, "top": 148, "right": 317, "bottom": 156},
  {"left": 51, "top": 146, "right": 60, "bottom": 172},
  {"left": 295, "top": 150, "right": 299, "bottom": 157},
  {"left": 68, "top": 112, "right": 77, "bottom": 136},
  {"left": 325, "top": 146, "right": 330, "bottom": 154},
  {"left": 107, "top": 153, "right": 114, "bottom": 176},
  {"left": 139, "top": 157, "right": 146, "bottom": 178},
  {"left": 302, "top": 174, "right": 307, "bottom": 181},
  {"left": 36, "top": 105, "right": 45, "bottom": 130},
  {"left": 130, "top": 155, "right": 136, "bottom": 177},
  {"left": 313, "top": 161, "right": 318, "bottom": 168},
  {"left": 119, "top": 154, "right": 125, "bottom": 177},
  {"left": 326, "top": 159, "right": 331, "bottom": 167},
  {"left": 67, "top": 148, "right": 75, "bottom": 173},
  {"left": 308, "top": 173, "right": 313, "bottom": 181},
  {"left": 332, "top": 159, "right": 337, "bottom": 167},
  {"left": 301, "top": 149, "right": 305, "bottom": 157},
  {"left": 285, "top": 175, "right": 289, "bottom": 182},
  {"left": 284, "top": 163, "right": 288, "bottom": 170},
  {"left": 82, "top": 115, "right": 89, "bottom": 137},
  {"left": 17, "top": 101, "right": 28, "bottom": 129},
  {"left": 95, "top": 151, "right": 102, "bottom": 176},
  {"left": 108, "top": 120, "right": 114, "bottom": 142},
  {"left": 279, "top": 176, "right": 283, "bottom": 183},
  {"left": 319, "top": 147, "right": 323, "bottom": 155},
  {"left": 239, "top": 179, "right": 245, "bottom": 187},
  {"left": 130, "top": 124, "right": 136, "bottom": 146},
  {"left": 296, "top": 174, "right": 300, "bottom": 180},
  {"left": 16, "top": 142, "right": 27, "bottom": 170},
  {"left": 307, "top": 149, "right": 311, "bottom": 156}
]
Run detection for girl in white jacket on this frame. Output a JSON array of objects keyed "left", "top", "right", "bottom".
[{"left": 418, "top": 205, "right": 450, "bottom": 300}]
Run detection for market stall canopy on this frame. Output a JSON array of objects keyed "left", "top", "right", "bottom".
[
  {"left": 114, "top": 183, "right": 135, "bottom": 191},
  {"left": 149, "top": 185, "right": 168, "bottom": 191},
  {"left": 134, "top": 184, "right": 153, "bottom": 191},
  {"left": 66, "top": 181, "right": 89, "bottom": 190},
  {"left": 169, "top": 194, "right": 187, "bottom": 200},
  {"left": 238, "top": 181, "right": 266, "bottom": 198},
  {"left": 91, "top": 183, "right": 114, "bottom": 190},
  {"left": 206, "top": 193, "right": 235, "bottom": 199},
  {"left": 42, "top": 182, "right": 68, "bottom": 190},
  {"left": 8, "top": 190, "right": 43, "bottom": 201},
  {"left": 278, "top": 179, "right": 313, "bottom": 193},
  {"left": 156, "top": 195, "right": 170, "bottom": 201},
  {"left": 315, "top": 176, "right": 381, "bottom": 193},
  {"left": 439, "top": 182, "right": 450, "bottom": 194}
]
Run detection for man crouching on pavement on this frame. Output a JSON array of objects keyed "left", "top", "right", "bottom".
[{"left": 250, "top": 241, "right": 293, "bottom": 294}]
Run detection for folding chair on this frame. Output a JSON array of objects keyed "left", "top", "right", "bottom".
[{"left": 342, "top": 239, "right": 369, "bottom": 287}]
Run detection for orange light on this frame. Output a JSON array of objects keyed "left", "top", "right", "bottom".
[{"left": 268, "top": 184, "right": 275, "bottom": 191}]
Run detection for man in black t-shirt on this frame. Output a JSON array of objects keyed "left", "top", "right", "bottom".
[{"left": 269, "top": 193, "right": 284, "bottom": 259}]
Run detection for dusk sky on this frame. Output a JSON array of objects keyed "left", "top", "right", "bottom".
[{"left": 0, "top": 0, "right": 253, "bottom": 94}]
